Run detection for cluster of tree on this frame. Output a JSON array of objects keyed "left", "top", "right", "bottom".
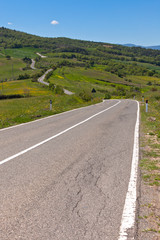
[
  {"left": 0, "top": 94, "right": 24, "bottom": 99},
  {"left": 18, "top": 73, "right": 30, "bottom": 80},
  {"left": 104, "top": 85, "right": 141, "bottom": 99},
  {"left": 104, "top": 61, "right": 159, "bottom": 77},
  {"left": 31, "top": 70, "right": 45, "bottom": 82},
  {"left": 22, "top": 57, "right": 32, "bottom": 64}
]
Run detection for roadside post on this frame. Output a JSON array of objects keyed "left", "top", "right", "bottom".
[
  {"left": 146, "top": 100, "right": 148, "bottom": 112},
  {"left": 50, "top": 99, "right": 52, "bottom": 111},
  {"left": 133, "top": 95, "right": 135, "bottom": 100},
  {"left": 142, "top": 96, "right": 144, "bottom": 102}
]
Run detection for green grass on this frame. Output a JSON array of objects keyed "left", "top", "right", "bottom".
[
  {"left": 49, "top": 66, "right": 132, "bottom": 97},
  {"left": 0, "top": 58, "right": 26, "bottom": 80},
  {"left": 140, "top": 158, "right": 159, "bottom": 171},
  {"left": 0, "top": 79, "right": 51, "bottom": 96},
  {"left": 2, "top": 48, "right": 40, "bottom": 59},
  {"left": 140, "top": 92, "right": 160, "bottom": 189},
  {"left": 0, "top": 94, "right": 100, "bottom": 129}
]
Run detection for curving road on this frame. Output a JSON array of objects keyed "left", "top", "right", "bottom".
[
  {"left": 30, "top": 59, "right": 36, "bottom": 70},
  {"left": 37, "top": 69, "right": 52, "bottom": 86},
  {"left": 38, "top": 69, "right": 74, "bottom": 95},
  {"left": 0, "top": 100, "right": 139, "bottom": 240}
]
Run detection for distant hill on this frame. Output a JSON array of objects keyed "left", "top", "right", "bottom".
[
  {"left": 146, "top": 45, "right": 160, "bottom": 50},
  {"left": 1, "top": 27, "right": 160, "bottom": 78},
  {"left": 123, "top": 44, "right": 141, "bottom": 48},
  {"left": 123, "top": 43, "right": 160, "bottom": 50}
]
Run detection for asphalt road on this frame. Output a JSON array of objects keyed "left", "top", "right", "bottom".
[
  {"left": 37, "top": 69, "right": 52, "bottom": 86},
  {"left": 30, "top": 59, "right": 36, "bottom": 70},
  {"left": 0, "top": 100, "right": 139, "bottom": 240}
]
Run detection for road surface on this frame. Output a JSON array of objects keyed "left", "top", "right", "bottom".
[
  {"left": 37, "top": 69, "right": 52, "bottom": 86},
  {"left": 36, "top": 52, "right": 47, "bottom": 58},
  {"left": 30, "top": 59, "right": 36, "bottom": 70},
  {"left": 0, "top": 100, "right": 139, "bottom": 240}
]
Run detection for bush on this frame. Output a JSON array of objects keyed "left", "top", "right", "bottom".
[
  {"left": 116, "top": 86, "right": 126, "bottom": 96},
  {"left": 147, "top": 81, "right": 152, "bottom": 86},
  {"left": 104, "top": 92, "right": 111, "bottom": 99},
  {"left": 79, "top": 90, "right": 92, "bottom": 101},
  {"left": 6, "top": 55, "right": 11, "bottom": 60},
  {"left": 0, "top": 94, "right": 24, "bottom": 100},
  {"left": 151, "top": 87, "right": 157, "bottom": 91},
  {"left": 44, "top": 70, "right": 53, "bottom": 82},
  {"left": 49, "top": 83, "right": 55, "bottom": 91},
  {"left": 18, "top": 73, "right": 30, "bottom": 80},
  {"left": 23, "top": 57, "right": 32, "bottom": 64},
  {"left": 54, "top": 85, "right": 64, "bottom": 95},
  {"left": 32, "top": 71, "right": 44, "bottom": 82},
  {"left": 154, "top": 95, "right": 160, "bottom": 100}
]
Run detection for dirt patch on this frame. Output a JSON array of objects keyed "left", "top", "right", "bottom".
[{"left": 103, "top": 45, "right": 113, "bottom": 48}]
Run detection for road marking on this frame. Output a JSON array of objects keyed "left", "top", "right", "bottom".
[
  {"left": 0, "top": 100, "right": 114, "bottom": 132},
  {"left": 118, "top": 101, "right": 139, "bottom": 240},
  {"left": 0, "top": 100, "right": 121, "bottom": 166}
]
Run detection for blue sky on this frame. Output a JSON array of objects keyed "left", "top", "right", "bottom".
[{"left": 1, "top": 0, "right": 160, "bottom": 46}]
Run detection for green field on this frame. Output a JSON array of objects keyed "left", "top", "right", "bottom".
[
  {"left": 0, "top": 58, "right": 26, "bottom": 80},
  {"left": 1, "top": 47, "right": 42, "bottom": 59},
  {"left": 49, "top": 66, "right": 132, "bottom": 94}
]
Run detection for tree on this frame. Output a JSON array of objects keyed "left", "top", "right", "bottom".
[
  {"left": 49, "top": 83, "right": 55, "bottom": 91},
  {"left": 6, "top": 55, "right": 11, "bottom": 60}
]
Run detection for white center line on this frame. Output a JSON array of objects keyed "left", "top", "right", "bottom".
[
  {"left": 0, "top": 100, "right": 121, "bottom": 166},
  {"left": 118, "top": 101, "right": 139, "bottom": 240}
]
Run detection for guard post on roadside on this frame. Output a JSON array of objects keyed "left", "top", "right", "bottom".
[
  {"left": 142, "top": 96, "right": 144, "bottom": 102},
  {"left": 146, "top": 99, "right": 148, "bottom": 112},
  {"left": 50, "top": 99, "right": 52, "bottom": 111}
]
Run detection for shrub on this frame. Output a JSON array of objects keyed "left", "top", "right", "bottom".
[
  {"left": 147, "top": 81, "right": 152, "bottom": 86},
  {"left": 79, "top": 90, "right": 92, "bottom": 101},
  {"left": 6, "top": 55, "right": 11, "bottom": 60},
  {"left": 18, "top": 73, "right": 30, "bottom": 80},
  {"left": 154, "top": 95, "right": 160, "bottom": 100},
  {"left": 0, "top": 94, "right": 24, "bottom": 100},
  {"left": 44, "top": 70, "right": 53, "bottom": 82},
  {"left": 104, "top": 92, "right": 111, "bottom": 99},
  {"left": 151, "top": 87, "right": 157, "bottom": 91},
  {"left": 54, "top": 85, "right": 64, "bottom": 95},
  {"left": 49, "top": 83, "right": 55, "bottom": 91}
]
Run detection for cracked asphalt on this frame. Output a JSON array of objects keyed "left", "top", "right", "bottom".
[{"left": 0, "top": 100, "right": 138, "bottom": 240}]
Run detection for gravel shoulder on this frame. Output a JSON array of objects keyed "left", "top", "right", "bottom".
[{"left": 137, "top": 102, "right": 160, "bottom": 239}]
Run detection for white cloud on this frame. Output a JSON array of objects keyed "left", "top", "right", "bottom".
[
  {"left": 8, "top": 22, "right": 13, "bottom": 25},
  {"left": 51, "top": 20, "right": 59, "bottom": 25}
]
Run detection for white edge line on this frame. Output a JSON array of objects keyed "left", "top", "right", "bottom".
[
  {"left": 118, "top": 101, "right": 139, "bottom": 240},
  {"left": 0, "top": 100, "right": 121, "bottom": 166},
  {"left": 0, "top": 99, "right": 116, "bottom": 133}
]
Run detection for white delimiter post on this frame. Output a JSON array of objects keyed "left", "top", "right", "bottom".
[
  {"left": 50, "top": 100, "right": 52, "bottom": 111},
  {"left": 146, "top": 100, "right": 148, "bottom": 112}
]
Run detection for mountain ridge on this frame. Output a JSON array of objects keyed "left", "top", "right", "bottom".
[{"left": 124, "top": 43, "right": 160, "bottom": 50}]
